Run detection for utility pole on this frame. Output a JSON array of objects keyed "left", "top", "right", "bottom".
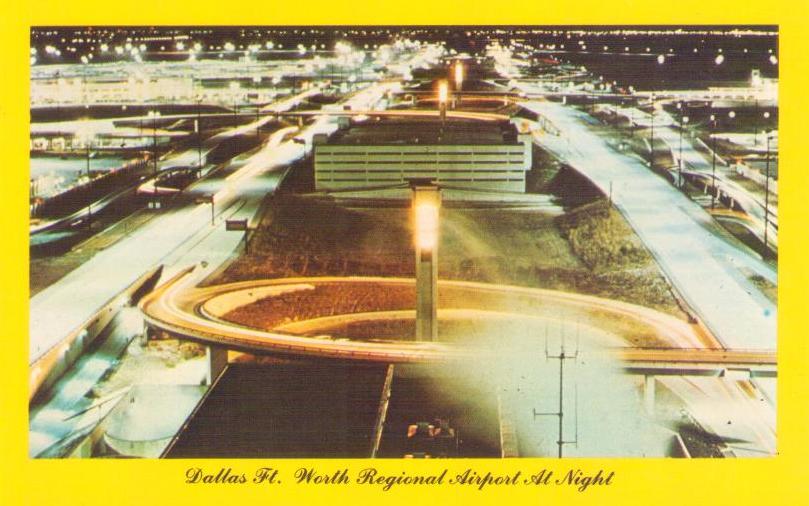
[{"left": 533, "top": 324, "right": 579, "bottom": 458}]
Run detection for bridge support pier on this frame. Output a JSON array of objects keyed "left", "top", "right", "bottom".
[
  {"left": 643, "top": 375, "right": 656, "bottom": 415},
  {"left": 205, "top": 345, "right": 228, "bottom": 385},
  {"left": 140, "top": 323, "right": 151, "bottom": 346}
]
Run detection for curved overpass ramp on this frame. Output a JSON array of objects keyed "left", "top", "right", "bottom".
[{"left": 140, "top": 269, "right": 725, "bottom": 363}]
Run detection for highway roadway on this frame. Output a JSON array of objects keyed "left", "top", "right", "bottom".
[
  {"left": 138, "top": 272, "right": 776, "bottom": 457},
  {"left": 488, "top": 46, "right": 778, "bottom": 456},
  {"left": 29, "top": 80, "right": 395, "bottom": 366},
  {"left": 624, "top": 107, "right": 778, "bottom": 249},
  {"left": 29, "top": 86, "right": 323, "bottom": 236},
  {"left": 277, "top": 108, "right": 509, "bottom": 122},
  {"left": 139, "top": 275, "right": 718, "bottom": 361},
  {"left": 28, "top": 80, "right": 398, "bottom": 457},
  {"left": 519, "top": 95, "right": 776, "bottom": 351}
]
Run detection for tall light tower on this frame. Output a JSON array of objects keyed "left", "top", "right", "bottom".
[
  {"left": 438, "top": 80, "right": 448, "bottom": 126},
  {"left": 454, "top": 61, "right": 464, "bottom": 107},
  {"left": 411, "top": 179, "right": 441, "bottom": 342}
]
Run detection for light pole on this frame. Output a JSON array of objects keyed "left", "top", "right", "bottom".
[
  {"left": 649, "top": 53, "right": 666, "bottom": 169},
  {"left": 196, "top": 96, "right": 203, "bottom": 171},
  {"left": 84, "top": 133, "right": 92, "bottom": 230},
  {"left": 649, "top": 93, "right": 656, "bottom": 169},
  {"left": 762, "top": 111, "right": 771, "bottom": 152},
  {"left": 710, "top": 113, "right": 717, "bottom": 209},
  {"left": 252, "top": 75, "right": 261, "bottom": 138},
  {"left": 725, "top": 110, "right": 736, "bottom": 209},
  {"left": 677, "top": 103, "right": 689, "bottom": 188},
  {"left": 411, "top": 179, "right": 441, "bottom": 342},
  {"left": 229, "top": 81, "right": 240, "bottom": 126},
  {"left": 764, "top": 130, "right": 773, "bottom": 253},
  {"left": 438, "top": 80, "right": 448, "bottom": 127},
  {"left": 148, "top": 110, "right": 161, "bottom": 178},
  {"left": 454, "top": 61, "right": 464, "bottom": 106}
]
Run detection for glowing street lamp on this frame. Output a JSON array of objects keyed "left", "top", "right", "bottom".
[
  {"left": 454, "top": 61, "right": 464, "bottom": 88},
  {"left": 454, "top": 61, "right": 464, "bottom": 106},
  {"left": 411, "top": 180, "right": 441, "bottom": 341},
  {"left": 437, "top": 79, "right": 448, "bottom": 124},
  {"left": 415, "top": 199, "right": 439, "bottom": 250}
]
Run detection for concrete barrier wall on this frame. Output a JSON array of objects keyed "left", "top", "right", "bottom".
[{"left": 29, "top": 265, "right": 163, "bottom": 402}]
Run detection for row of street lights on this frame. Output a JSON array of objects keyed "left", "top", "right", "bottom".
[
  {"left": 644, "top": 97, "right": 776, "bottom": 256},
  {"left": 707, "top": 110, "right": 776, "bottom": 253}
]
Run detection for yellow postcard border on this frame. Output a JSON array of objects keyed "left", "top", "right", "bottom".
[{"left": 2, "top": 2, "right": 808, "bottom": 505}]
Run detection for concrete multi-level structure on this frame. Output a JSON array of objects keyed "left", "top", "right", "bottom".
[{"left": 313, "top": 118, "right": 532, "bottom": 192}]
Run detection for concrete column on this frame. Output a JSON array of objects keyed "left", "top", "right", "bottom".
[
  {"left": 140, "top": 323, "right": 150, "bottom": 346},
  {"left": 518, "top": 133, "right": 533, "bottom": 171},
  {"left": 205, "top": 345, "right": 228, "bottom": 385},
  {"left": 644, "top": 375, "right": 656, "bottom": 415},
  {"left": 415, "top": 247, "right": 438, "bottom": 341},
  {"left": 412, "top": 183, "right": 441, "bottom": 342}
]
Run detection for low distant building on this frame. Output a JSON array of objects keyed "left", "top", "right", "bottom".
[{"left": 313, "top": 118, "right": 532, "bottom": 193}]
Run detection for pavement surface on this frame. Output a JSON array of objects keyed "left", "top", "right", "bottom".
[{"left": 520, "top": 96, "right": 776, "bottom": 351}]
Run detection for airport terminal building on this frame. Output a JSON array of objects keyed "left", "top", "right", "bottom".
[{"left": 313, "top": 119, "right": 532, "bottom": 193}]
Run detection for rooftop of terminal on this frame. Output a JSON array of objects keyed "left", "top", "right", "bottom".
[{"left": 321, "top": 117, "right": 522, "bottom": 146}]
